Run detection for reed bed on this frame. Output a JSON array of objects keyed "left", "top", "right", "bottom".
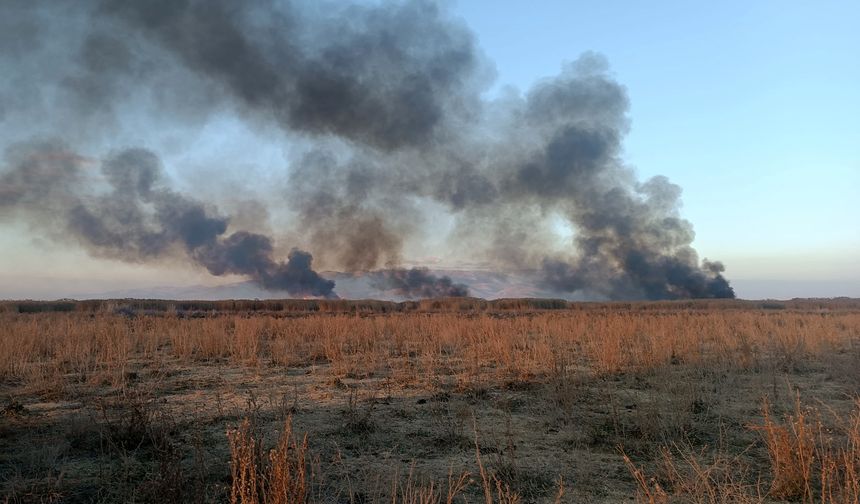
[
  {"left": 2, "top": 310, "right": 858, "bottom": 388},
  {"left": 1, "top": 302, "right": 859, "bottom": 502}
]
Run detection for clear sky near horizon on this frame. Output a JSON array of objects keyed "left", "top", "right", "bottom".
[
  {"left": 0, "top": 0, "right": 857, "bottom": 300},
  {"left": 450, "top": 0, "right": 860, "bottom": 297}
]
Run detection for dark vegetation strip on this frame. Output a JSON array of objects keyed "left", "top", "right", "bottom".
[{"left": 3, "top": 297, "right": 859, "bottom": 315}]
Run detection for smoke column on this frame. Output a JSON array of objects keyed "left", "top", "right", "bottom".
[
  {"left": 0, "top": 141, "right": 334, "bottom": 297},
  {"left": 372, "top": 268, "right": 469, "bottom": 299},
  {"left": 0, "top": 0, "right": 734, "bottom": 300}
]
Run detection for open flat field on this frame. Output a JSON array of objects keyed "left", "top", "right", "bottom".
[{"left": 2, "top": 298, "right": 860, "bottom": 503}]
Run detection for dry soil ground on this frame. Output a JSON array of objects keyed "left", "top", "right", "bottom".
[{"left": 1, "top": 298, "right": 859, "bottom": 503}]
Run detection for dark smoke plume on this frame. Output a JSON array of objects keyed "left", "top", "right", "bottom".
[
  {"left": 372, "top": 268, "right": 469, "bottom": 299},
  {"left": 98, "top": 0, "right": 482, "bottom": 152},
  {"left": 0, "top": 0, "right": 735, "bottom": 300},
  {"left": 0, "top": 141, "right": 335, "bottom": 298}
]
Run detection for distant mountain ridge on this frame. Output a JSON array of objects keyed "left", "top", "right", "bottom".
[
  {"left": 64, "top": 271, "right": 860, "bottom": 302},
  {"left": 71, "top": 269, "right": 569, "bottom": 301}
]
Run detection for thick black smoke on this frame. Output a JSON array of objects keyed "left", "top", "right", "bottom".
[
  {"left": 0, "top": 0, "right": 734, "bottom": 300},
  {"left": 0, "top": 141, "right": 335, "bottom": 297},
  {"left": 372, "top": 268, "right": 469, "bottom": 299},
  {"left": 99, "top": 0, "right": 481, "bottom": 152}
]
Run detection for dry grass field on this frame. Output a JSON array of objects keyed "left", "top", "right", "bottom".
[{"left": 2, "top": 298, "right": 860, "bottom": 503}]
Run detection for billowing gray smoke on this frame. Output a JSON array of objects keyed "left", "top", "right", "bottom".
[
  {"left": 106, "top": 1, "right": 480, "bottom": 151},
  {"left": 0, "top": 141, "right": 335, "bottom": 297},
  {"left": 0, "top": 0, "right": 734, "bottom": 300},
  {"left": 373, "top": 268, "right": 469, "bottom": 299}
]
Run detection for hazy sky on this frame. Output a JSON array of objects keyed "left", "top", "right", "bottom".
[{"left": 1, "top": 0, "right": 857, "bottom": 299}]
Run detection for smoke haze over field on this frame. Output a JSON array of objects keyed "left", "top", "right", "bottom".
[
  {"left": 0, "top": 0, "right": 734, "bottom": 300},
  {"left": 0, "top": 141, "right": 335, "bottom": 297},
  {"left": 372, "top": 268, "right": 470, "bottom": 299}
]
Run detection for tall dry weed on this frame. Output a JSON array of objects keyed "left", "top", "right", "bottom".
[
  {"left": 228, "top": 416, "right": 309, "bottom": 504},
  {"left": 753, "top": 395, "right": 860, "bottom": 503}
]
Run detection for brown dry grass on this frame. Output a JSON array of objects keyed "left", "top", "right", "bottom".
[
  {"left": 228, "top": 417, "right": 308, "bottom": 504},
  {"left": 1, "top": 299, "right": 859, "bottom": 502}
]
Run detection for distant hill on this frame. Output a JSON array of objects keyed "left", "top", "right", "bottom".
[{"left": 71, "top": 269, "right": 571, "bottom": 301}]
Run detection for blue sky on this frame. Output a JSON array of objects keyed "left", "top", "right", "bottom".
[{"left": 452, "top": 0, "right": 860, "bottom": 295}]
